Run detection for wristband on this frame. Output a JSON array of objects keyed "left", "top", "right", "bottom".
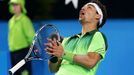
[
  {"left": 62, "top": 52, "right": 74, "bottom": 62},
  {"left": 50, "top": 56, "right": 58, "bottom": 63}
]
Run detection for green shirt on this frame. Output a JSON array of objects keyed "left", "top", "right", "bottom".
[
  {"left": 8, "top": 13, "right": 35, "bottom": 52},
  {"left": 56, "top": 30, "right": 107, "bottom": 75}
]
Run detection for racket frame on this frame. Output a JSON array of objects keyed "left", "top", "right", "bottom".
[{"left": 9, "top": 24, "right": 60, "bottom": 75}]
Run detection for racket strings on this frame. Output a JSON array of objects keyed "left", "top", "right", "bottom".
[{"left": 31, "top": 24, "right": 61, "bottom": 60}]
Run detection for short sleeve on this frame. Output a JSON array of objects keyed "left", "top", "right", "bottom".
[{"left": 88, "top": 32, "right": 107, "bottom": 59}]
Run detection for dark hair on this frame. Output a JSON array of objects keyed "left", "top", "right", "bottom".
[{"left": 90, "top": 0, "right": 107, "bottom": 28}]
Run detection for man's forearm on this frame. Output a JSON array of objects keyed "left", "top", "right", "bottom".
[
  {"left": 49, "top": 59, "right": 62, "bottom": 73},
  {"left": 62, "top": 52, "right": 101, "bottom": 69}
]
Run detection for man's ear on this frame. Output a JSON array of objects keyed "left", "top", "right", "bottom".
[{"left": 95, "top": 14, "right": 101, "bottom": 20}]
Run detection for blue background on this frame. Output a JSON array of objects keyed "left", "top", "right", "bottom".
[{"left": 0, "top": 19, "right": 134, "bottom": 75}]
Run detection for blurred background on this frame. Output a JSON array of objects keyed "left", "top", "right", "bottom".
[{"left": 0, "top": 0, "right": 134, "bottom": 75}]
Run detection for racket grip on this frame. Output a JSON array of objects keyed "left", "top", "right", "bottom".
[{"left": 9, "top": 59, "right": 26, "bottom": 75}]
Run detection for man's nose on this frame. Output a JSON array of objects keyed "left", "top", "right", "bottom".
[
  {"left": 81, "top": 6, "right": 87, "bottom": 11},
  {"left": 80, "top": 7, "right": 85, "bottom": 12},
  {"left": 81, "top": 7, "right": 84, "bottom": 10}
]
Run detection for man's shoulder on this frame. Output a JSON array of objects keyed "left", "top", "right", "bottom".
[
  {"left": 94, "top": 31, "right": 104, "bottom": 37},
  {"left": 21, "top": 14, "right": 30, "bottom": 20},
  {"left": 92, "top": 31, "right": 106, "bottom": 42},
  {"left": 93, "top": 31, "right": 108, "bottom": 50},
  {"left": 8, "top": 16, "right": 15, "bottom": 24},
  {"left": 63, "top": 37, "right": 70, "bottom": 41}
]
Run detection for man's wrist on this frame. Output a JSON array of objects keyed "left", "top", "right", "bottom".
[
  {"left": 61, "top": 51, "right": 74, "bottom": 62},
  {"left": 50, "top": 56, "right": 58, "bottom": 63}
]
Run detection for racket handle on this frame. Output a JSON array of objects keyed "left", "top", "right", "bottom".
[{"left": 9, "top": 59, "right": 26, "bottom": 75}]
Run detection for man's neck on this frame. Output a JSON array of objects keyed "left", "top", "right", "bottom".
[
  {"left": 81, "top": 23, "right": 97, "bottom": 35},
  {"left": 14, "top": 12, "right": 22, "bottom": 18}
]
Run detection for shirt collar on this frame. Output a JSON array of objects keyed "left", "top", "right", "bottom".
[
  {"left": 71, "top": 29, "right": 98, "bottom": 38},
  {"left": 13, "top": 13, "right": 23, "bottom": 21}
]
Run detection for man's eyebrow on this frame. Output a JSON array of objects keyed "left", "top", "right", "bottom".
[{"left": 87, "top": 4, "right": 94, "bottom": 7}]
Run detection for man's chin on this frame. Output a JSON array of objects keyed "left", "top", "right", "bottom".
[
  {"left": 79, "top": 19, "right": 84, "bottom": 24},
  {"left": 79, "top": 18, "right": 83, "bottom": 21}
]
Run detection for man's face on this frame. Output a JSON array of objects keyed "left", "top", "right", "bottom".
[
  {"left": 12, "top": 3, "right": 21, "bottom": 14},
  {"left": 79, "top": 3, "right": 99, "bottom": 24}
]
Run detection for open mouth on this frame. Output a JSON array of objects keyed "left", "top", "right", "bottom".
[
  {"left": 80, "top": 10, "right": 85, "bottom": 16},
  {"left": 82, "top": 12, "right": 84, "bottom": 15},
  {"left": 79, "top": 10, "right": 85, "bottom": 20}
]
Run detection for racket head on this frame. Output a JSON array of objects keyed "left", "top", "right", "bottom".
[{"left": 29, "top": 24, "right": 61, "bottom": 60}]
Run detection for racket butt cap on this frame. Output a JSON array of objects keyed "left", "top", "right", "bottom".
[{"left": 9, "top": 70, "right": 13, "bottom": 75}]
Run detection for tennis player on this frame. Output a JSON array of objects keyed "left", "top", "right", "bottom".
[
  {"left": 8, "top": 0, "right": 35, "bottom": 75},
  {"left": 45, "top": 0, "right": 108, "bottom": 75}
]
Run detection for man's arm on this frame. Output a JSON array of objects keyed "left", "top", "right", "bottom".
[
  {"left": 48, "top": 52, "right": 101, "bottom": 73},
  {"left": 46, "top": 39, "right": 102, "bottom": 72},
  {"left": 22, "top": 16, "right": 35, "bottom": 44},
  {"left": 73, "top": 52, "right": 101, "bottom": 68},
  {"left": 46, "top": 32, "right": 106, "bottom": 71},
  {"left": 71, "top": 32, "right": 106, "bottom": 68},
  {"left": 48, "top": 59, "right": 62, "bottom": 73}
]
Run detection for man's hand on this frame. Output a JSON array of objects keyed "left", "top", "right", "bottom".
[{"left": 45, "top": 38, "right": 64, "bottom": 58}]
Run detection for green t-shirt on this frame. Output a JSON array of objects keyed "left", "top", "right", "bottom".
[
  {"left": 56, "top": 30, "right": 107, "bottom": 75},
  {"left": 8, "top": 13, "right": 35, "bottom": 52}
]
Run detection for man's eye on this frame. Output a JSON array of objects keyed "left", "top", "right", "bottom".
[
  {"left": 88, "top": 6, "right": 90, "bottom": 8},
  {"left": 87, "top": 6, "right": 92, "bottom": 9}
]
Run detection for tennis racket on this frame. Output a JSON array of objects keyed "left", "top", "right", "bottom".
[{"left": 9, "top": 24, "right": 61, "bottom": 75}]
